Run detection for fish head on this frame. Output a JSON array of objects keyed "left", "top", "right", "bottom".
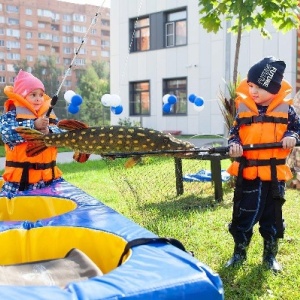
[{"left": 158, "top": 132, "right": 197, "bottom": 157}]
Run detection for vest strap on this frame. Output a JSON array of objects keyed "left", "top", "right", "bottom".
[
  {"left": 239, "top": 115, "right": 288, "bottom": 125},
  {"left": 6, "top": 160, "right": 56, "bottom": 191},
  {"left": 236, "top": 158, "right": 286, "bottom": 167}
]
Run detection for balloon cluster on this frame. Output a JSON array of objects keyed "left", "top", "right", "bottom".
[
  {"left": 101, "top": 94, "right": 123, "bottom": 115},
  {"left": 64, "top": 90, "right": 83, "bottom": 114},
  {"left": 188, "top": 94, "right": 205, "bottom": 112},
  {"left": 162, "top": 94, "right": 177, "bottom": 113}
]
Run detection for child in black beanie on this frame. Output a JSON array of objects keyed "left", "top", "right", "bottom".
[{"left": 225, "top": 56, "right": 300, "bottom": 272}]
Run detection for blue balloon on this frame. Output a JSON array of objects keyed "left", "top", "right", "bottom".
[
  {"left": 111, "top": 105, "right": 123, "bottom": 115},
  {"left": 194, "top": 97, "right": 204, "bottom": 106},
  {"left": 163, "top": 103, "right": 171, "bottom": 113},
  {"left": 68, "top": 104, "right": 80, "bottom": 114},
  {"left": 188, "top": 94, "right": 197, "bottom": 103},
  {"left": 71, "top": 94, "right": 83, "bottom": 106},
  {"left": 168, "top": 95, "right": 177, "bottom": 104}
]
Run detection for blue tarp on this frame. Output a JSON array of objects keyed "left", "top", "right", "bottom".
[{"left": 183, "top": 169, "right": 230, "bottom": 182}]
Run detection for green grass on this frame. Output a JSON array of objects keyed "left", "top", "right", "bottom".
[
  {"left": 0, "top": 152, "right": 299, "bottom": 299},
  {"left": 55, "top": 158, "right": 300, "bottom": 300}
]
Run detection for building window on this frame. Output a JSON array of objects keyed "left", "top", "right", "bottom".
[
  {"left": 62, "top": 25, "right": 72, "bottom": 33},
  {"left": 101, "top": 19, "right": 110, "bottom": 27},
  {"left": 6, "top": 29, "right": 20, "bottom": 37},
  {"left": 25, "top": 8, "right": 32, "bottom": 15},
  {"left": 163, "top": 78, "right": 187, "bottom": 115},
  {"left": 130, "top": 17, "right": 150, "bottom": 52},
  {"left": 75, "top": 58, "right": 85, "bottom": 66},
  {"left": 73, "top": 25, "right": 86, "bottom": 33},
  {"left": 6, "top": 5, "right": 19, "bottom": 13},
  {"left": 0, "top": 16, "right": 4, "bottom": 23},
  {"left": 101, "top": 30, "right": 109, "bottom": 37},
  {"left": 101, "top": 40, "right": 109, "bottom": 48},
  {"left": 7, "top": 53, "right": 20, "bottom": 60},
  {"left": 8, "top": 18, "right": 19, "bottom": 25},
  {"left": 38, "top": 45, "right": 46, "bottom": 51},
  {"left": 0, "top": 40, "right": 4, "bottom": 47},
  {"left": 0, "top": 76, "right": 5, "bottom": 83},
  {"left": 0, "top": 64, "right": 5, "bottom": 71},
  {"left": 64, "top": 58, "right": 71, "bottom": 65},
  {"left": 63, "top": 14, "right": 71, "bottom": 22},
  {"left": 38, "top": 22, "right": 46, "bottom": 28},
  {"left": 73, "top": 14, "right": 86, "bottom": 22},
  {"left": 25, "top": 20, "right": 33, "bottom": 27},
  {"left": 101, "top": 51, "right": 109, "bottom": 58},
  {"left": 64, "top": 47, "right": 72, "bottom": 54},
  {"left": 165, "top": 10, "right": 187, "bottom": 47},
  {"left": 129, "top": 81, "right": 150, "bottom": 115},
  {"left": 26, "top": 31, "right": 33, "bottom": 39}
]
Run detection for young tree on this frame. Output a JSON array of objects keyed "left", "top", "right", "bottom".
[
  {"left": 199, "top": 0, "right": 300, "bottom": 85},
  {"left": 199, "top": 0, "right": 300, "bottom": 130},
  {"left": 77, "top": 65, "right": 110, "bottom": 126}
]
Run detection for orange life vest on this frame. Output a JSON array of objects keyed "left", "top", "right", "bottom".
[
  {"left": 227, "top": 79, "right": 293, "bottom": 181},
  {"left": 2, "top": 86, "right": 62, "bottom": 188}
]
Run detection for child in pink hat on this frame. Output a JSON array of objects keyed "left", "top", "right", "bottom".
[
  {"left": 0, "top": 70, "right": 64, "bottom": 193},
  {"left": 13, "top": 70, "right": 49, "bottom": 133}
]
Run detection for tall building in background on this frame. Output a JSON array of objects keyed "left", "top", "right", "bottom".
[{"left": 0, "top": 0, "right": 110, "bottom": 93}]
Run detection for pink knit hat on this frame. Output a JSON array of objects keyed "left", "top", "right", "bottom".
[{"left": 13, "top": 70, "right": 45, "bottom": 97}]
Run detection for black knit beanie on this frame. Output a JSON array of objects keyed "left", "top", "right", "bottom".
[{"left": 247, "top": 56, "right": 286, "bottom": 94}]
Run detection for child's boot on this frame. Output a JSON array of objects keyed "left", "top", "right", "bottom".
[
  {"left": 262, "top": 239, "right": 282, "bottom": 273},
  {"left": 225, "top": 243, "right": 247, "bottom": 267}
]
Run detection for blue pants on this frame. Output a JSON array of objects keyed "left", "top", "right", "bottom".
[{"left": 229, "top": 178, "right": 286, "bottom": 245}]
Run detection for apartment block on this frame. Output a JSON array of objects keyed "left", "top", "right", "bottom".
[
  {"left": 110, "top": 0, "right": 297, "bottom": 135},
  {"left": 0, "top": 0, "right": 110, "bottom": 93}
]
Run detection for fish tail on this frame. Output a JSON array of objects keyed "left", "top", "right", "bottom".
[{"left": 15, "top": 127, "right": 48, "bottom": 157}]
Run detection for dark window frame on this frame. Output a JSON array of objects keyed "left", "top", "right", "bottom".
[
  {"left": 129, "top": 80, "right": 151, "bottom": 116},
  {"left": 129, "top": 16, "right": 150, "bottom": 52},
  {"left": 162, "top": 77, "right": 187, "bottom": 116}
]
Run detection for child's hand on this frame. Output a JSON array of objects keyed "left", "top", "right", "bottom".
[
  {"left": 281, "top": 136, "right": 296, "bottom": 149},
  {"left": 228, "top": 143, "right": 243, "bottom": 157},
  {"left": 34, "top": 117, "right": 49, "bottom": 132}
]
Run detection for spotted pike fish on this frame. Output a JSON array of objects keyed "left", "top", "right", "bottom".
[{"left": 15, "top": 120, "right": 197, "bottom": 166}]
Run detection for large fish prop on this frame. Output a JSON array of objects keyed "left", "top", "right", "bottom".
[{"left": 15, "top": 120, "right": 198, "bottom": 167}]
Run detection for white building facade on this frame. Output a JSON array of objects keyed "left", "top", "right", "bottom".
[{"left": 110, "top": 0, "right": 297, "bottom": 136}]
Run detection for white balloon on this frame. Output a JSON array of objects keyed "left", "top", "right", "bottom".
[
  {"left": 162, "top": 94, "right": 170, "bottom": 104},
  {"left": 110, "top": 94, "right": 122, "bottom": 106},
  {"left": 101, "top": 94, "right": 112, "bottom": 106},
  {"left": 194, "top": 104, "right": 205, "bottom": 112},
  {"left": 64, "top": 90, "right": 76, "bottom": 104}
]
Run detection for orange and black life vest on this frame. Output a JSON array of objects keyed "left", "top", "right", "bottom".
[
  {"left": 2, "top": 86, "right": 62, "bottom": 190},
  {"left": 227, "top": 79, "right": 293, "bottom": 182}
]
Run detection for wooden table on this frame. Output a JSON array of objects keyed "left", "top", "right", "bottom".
[{"left": 174, "top": 154, "right": 229, "bottom": 202}]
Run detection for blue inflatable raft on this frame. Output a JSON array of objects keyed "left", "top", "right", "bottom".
[{"left": 0, "top": 178, "right": 224, "bottom": 299}]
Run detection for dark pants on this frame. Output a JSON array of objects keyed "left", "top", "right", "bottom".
[{"left": 229, "top": 178, "right": 286, "bottom": 245}]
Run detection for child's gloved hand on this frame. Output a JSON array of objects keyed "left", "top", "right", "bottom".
[{"left": 281, "top": 136, "right": 296, "bottom": 149}]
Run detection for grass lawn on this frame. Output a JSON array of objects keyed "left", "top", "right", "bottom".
[
  {"left": 0, "top": 145, "right": 299, "bottom": 299},
  {"left": 56, "top": 157, "right": 300, "bottom": 300}
]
